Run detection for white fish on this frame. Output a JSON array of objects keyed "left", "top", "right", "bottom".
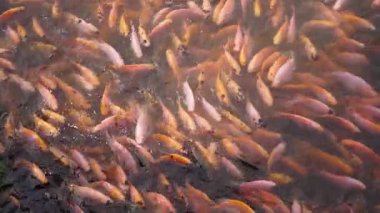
[
  {"left": 130, "top": 23, "right": 143, "bottom": 58},
  {"left": 246, "top": 99, "right": 261, "bottom": 126},
  {"left": 201, "top": 97, "right": 222, "bottom": 122},
  {"left": 272, "top": 57, "right": 296, "bottom": 87},
  {"left": 183, "top": 81, "right": 195, "bottom": 112},
  {"left": 135, "top": 107, "right": 150, "bottom": 144},
  {"left": 98, "top": 41, "right": 124, "bottom": 66}
]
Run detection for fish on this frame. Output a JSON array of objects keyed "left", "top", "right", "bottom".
[
  {"left": 144, "top": 192, "right": 176, "bottom": 213},
  {"left": 69, "top": 184, "right": 112, "bottom": 204},
  {"left": 5, "top": 25, "right": 20, "bottom": 45},
  {"left": 138, "top": 25, "right": 150, "bottom": 47},
  {"left": 318, "top": 170, "right": 366, "bottom": 190},
  {"left": 0, "top": 57, "right": 16, "bottom": 70},
  {"left": 0, "top": 6, "right": 25, "bottom": 24},
  {"left": 221, "top": 157, "right": 244, "bottom": 179},
  {"left": 201, "top": 97, "right": 222, "bottom": 122},
  {"left": 135, "top": 107, "right": 151, "bottom": 144},
  {"left": 130, "top": 184, "right": 145, "bottom": 207},
  {"left": 220, "top": 109, "right": 252, "bottom": 133},
  {"left": 216, "top": 0, "right": 236, "bottom": 25},
  {"left": 166, "top": 49, "right": 181, "bottom": 83},
  {"left": 271, "top": 56, "right": 296, "bottom": 87},
  {"left": 149, "top": 18, "right": 173, "bottom": 40},
  {"left": 157, "top": 153, "right": 192, "bottom": 166},
  {"left": 70, "top": 149, "right": 90, "bottom": 172},
  {"left": 18, "top": 126, "right": 48, "bottom": 151},
  {"left": 119, "top": 14, "right": 130, "bottom": 37},
  {"left": 88, "top": 158, "right": 107, "bottom": 181},
  {"left": 158, "top": 99, "right": 178, "bottom": 129},
  {"left": 8, "top": 74, "right": 35, "bottom": 93},
  {"left": 268, "top": 142, "right": 287, "bottom": 171},
  {"left": 256, "top": 76, "right": 273, "bottom": 107},
  {"left": 327, "top": 71, "right": 377, "bottom": 97},
  {"left": 33, "top": 114, "right": 59, "bottom": 137},
  {"left": 108, "top": 1, "right": 119, "bottom": 30},
  {"left": 53, "top": 76, "right": 90, "bottom": 109},
  {"left": 212, "top": 199, "right": 255, "bottom": 213},
  {"left": 273, "top": 19, "right": 289, "bottom": 45},
  {"left": 300, "top": 34, "right": 318, "bottom": 60},
  {"left": 151, "top": 133, "right": 183, "bottom": 152},
  {"left": 183, "top": 80, "right": 195, "bottom": 112},
  {"left": 248, "top": 46, "right": 276, "bottom": 73},
  {"left": 107, "top": 134, "right": 139, "bottom": 175},
  {"left": 183, "top": 182, "right": 215, "bottom": 212},
  {"left": 177, "top": 100, "right": 197, "bottom": 132},
  {"left": 36, "top": 83, "right": 58, "bottom": 110},
  {"left": 14, "top": 159, "right": 48, "bottom": 184},
  {"left": 215, "top": 72, "right": 231, "bottom": 106},
  {"left": 32, "top": 17, "right": 46, "bottom": 38},
  {"left": 239, "top": 180, "right": 277, "bottom": 193}
]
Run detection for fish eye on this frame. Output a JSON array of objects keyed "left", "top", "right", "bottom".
[{"left": 78, "top": 19, "right": 82, "bottom": 23}]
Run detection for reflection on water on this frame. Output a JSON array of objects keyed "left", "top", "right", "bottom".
[{"left": 0, "top": 0, "right": 380, "bottom": 212}]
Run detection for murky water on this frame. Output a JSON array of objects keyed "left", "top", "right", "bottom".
[{"left": 1, "top": 0, "right": 380, "bottom": 212}]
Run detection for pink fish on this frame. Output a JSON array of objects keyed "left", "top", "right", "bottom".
[
  {"left": 5, "top": 25, "right": 20, "bottom": 45},
  {"left": 69, "top": 184, "right": 112, "bottom": 204},
  {"left": 221, "top": 157, "right": 244, "bottom": 179},
  {"left": 192, "top": 112, "right": 213, "bottom": 132},
  {"left": 144, "top": 192, "right": 176, "bottom": 213},
  {"left": 107, "top": 135, "right": 138, "bottom": 175},
  {"left": 36, "top": 83, "right": 58, "bottom": 110},
  {"left": 280, "top": 95, "right": 333, "bottom": 115},
  {"left": 233, "top": 25, "right": 243, "bottom": 52},
  {"left": 152, "top": 7, "right": 171, "bottom": 26},
  {"left": 268, "top": 142, "right": 287, "bottom": 171},
  {"left": 98, "top": 41, "right": 124, "bottom": 66},
  {"left": 0, "top": 57, "right": 16, "bottom": 70},
  {"left": 91, "top": 115, "right": 128, "bottom": 133},
  {"left": 274, "top": 112, "right": 325, "bottom": 133},
  {"left": 287, "top": 7, "right": 296, "bottom": 43},
  {"left": 70, "top": 149, "right": 90, "bottom": 172},
  {"left": 319, "top": 171, "right": 366, "bottom": 190},
  {"left": 8, "top": 74, "right": 35, "bottom": 92},
  {"left": 239, "top": 180, "right": 277, "bottom": 193},
  {"left": 328, "top": 71, "right": 377, "bottom": 97},
  {"left": 333, "top": 0, "right": 349, "bottom": 10},
  {"left": 349, "top": 108, "right": 380, "bottom": 134},
  {"left": 149, "top": 19, "right": 173, "bottom": 40}
]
